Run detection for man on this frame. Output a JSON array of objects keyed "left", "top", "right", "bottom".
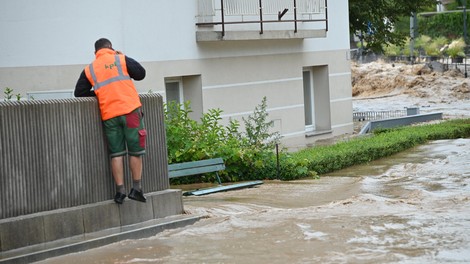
[{"left": 75, "top": 38, "right": 147, "bottom": 204}]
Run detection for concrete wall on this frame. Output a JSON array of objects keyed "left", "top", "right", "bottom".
[
  {"left": 0, "top": 94, "right": 170, "bottom": 220},
  {"left": 0, "top": 189, "right": 184, "bottom": 252},
  {"left": 0, "top": 94, "right": 187, "bottom": 253}
]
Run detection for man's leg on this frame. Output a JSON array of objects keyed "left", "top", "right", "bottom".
[
  {"left": 111, "top": 156, "right": 127, "bottom": 204},
  {"left": 125, "top": 109, "right": 147, "bottom": 202},
  {"left": 128, "top": 155, "right": 146, "bottom": 202},
  {"left": 129, "top": 155, "right": 142, "bottom": 182},
  {"left": 103, "top": 116, "right": 127, "bottom": 204},
  {"left": 111, "top": 156, "right": 125, "bottom": 186}
]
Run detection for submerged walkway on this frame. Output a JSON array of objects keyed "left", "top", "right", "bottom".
[{"left": 0, "top": 214, "right": 200, "bottom": 264}]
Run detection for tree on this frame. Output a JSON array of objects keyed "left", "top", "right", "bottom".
[{"left": 349, "top": 0, "right": 436, "bottom": 52}]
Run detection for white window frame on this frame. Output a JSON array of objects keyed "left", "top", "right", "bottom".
[
  {"left": 165, "top": 77, "right": 184, "bottom": 104},
  {"left": 303, "top": 69, "right": 315, "bottom": 132}
]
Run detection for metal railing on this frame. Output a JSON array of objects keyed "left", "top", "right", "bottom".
[
  {"left": 197, "top": 0, "right": 328, "bottom": 36},
  {"left": 353, "top": 110, "right": 408, "bottom": 121}
]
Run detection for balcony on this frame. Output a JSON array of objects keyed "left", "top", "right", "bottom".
[{"left": 196, "top": 0, "right": 328, "bottom": 41}]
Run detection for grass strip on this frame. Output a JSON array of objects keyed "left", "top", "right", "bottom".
[{"left": 284, "top": 118, "right": 470, "bottom": 178}]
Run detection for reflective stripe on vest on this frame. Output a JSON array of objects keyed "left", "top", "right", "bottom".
[{"left": 89, "top": 55, "right": 131, "bottom": 91}]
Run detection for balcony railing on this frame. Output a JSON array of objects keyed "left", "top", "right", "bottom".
[{"left": 197, "top": 0, "right": 328, "bottom": 39}]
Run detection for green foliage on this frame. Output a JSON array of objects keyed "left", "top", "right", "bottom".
[
  {"left": 165, "top": 101, "right": 199, "bottom": 163},
  {"left": 424, "top": 43, "right": 442, "bottom": 57},
  {"left": 165, "top": 98, "right": 297, "bottom": 184},
  {"left": 242, "top": 96, "right": 281, "bottom": 150},
  {"left": 419, "top": 11, "right": 470, "bottom": 39},
  {"left": 433, "top": 36, "right": 450, "bottom": 47},
  {"left": 446, "top": 37, "right": 466, "bottom": 58},
  {"left": 349, "top": 0, "right": 436, "bottom": 52},
  {"left": 3, "top": 87, "right": 22, "bottom": 101},
  {"left": 381, "top": 35, "right": 447, "bottom": 57},
  {"left": 415, "top": 35, "right": 432, "bottom": 50},
  {"left": 446, "top": 0, "right": 465, "bottom": 11},
  {"left": 402, "top": 38, "right": 419, "bottom": 56},
  {"left": 424, "top": 36, "right": 448, "bottom": 56},
  {"left": 380, "top": 35, "right": 456, "bottom": 58},
  {"left": 289, "top": 119, "right": 470, "bottom": 176},
  {"left": 382, "top": 43, "right": 402, "bottom": 56},
  {"left": 4, "top": 87, "right": 13, "bottom": 101}
]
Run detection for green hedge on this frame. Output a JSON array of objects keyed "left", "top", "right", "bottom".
[
  {"left": 419, "top": 12, "right": 470, "bottom": 39},
  {"left": 288, "top": 119, "right": 470, "bottom": 177},
  {"left": 166, "top": 98, "right": 282, "bottom": 184}
]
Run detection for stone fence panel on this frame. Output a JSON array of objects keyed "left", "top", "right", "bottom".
[{"left": 0, "top": 94, "right": 169, "bottom": 219}]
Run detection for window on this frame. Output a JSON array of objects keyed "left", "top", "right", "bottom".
[
  {"left": 165, "top": 78, "right": 183, "bottom": 104},
  {"left": 303, "top": 69, "right": 315, "bottom": 132},
  {"left": 302, "top": 66, "right": 331, "bottom": 133},
  {"left": 164, "top": 75, "right": 203, "bottom": 121}
]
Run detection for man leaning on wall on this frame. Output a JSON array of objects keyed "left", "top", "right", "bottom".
[{"left": 74, "top": 38, "right": 147, "bottom": 204}]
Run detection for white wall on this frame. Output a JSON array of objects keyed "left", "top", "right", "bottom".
[
  {"left": 0, "top": 0, "right": 350, "bottom": 68},
  {"left": 304, "top": 0, "right": 350, "bottom": 52},
  {"left": 0, "top": 0, "right": 198, "bottom": 67}
]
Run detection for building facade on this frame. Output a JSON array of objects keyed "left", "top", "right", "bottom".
[{"left": 0, "top": 0, "right": 352, "bottom": 150}]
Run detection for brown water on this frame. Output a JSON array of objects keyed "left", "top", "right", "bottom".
[{"left": 37, "top": 139, "right": 470, "bottom": 264}]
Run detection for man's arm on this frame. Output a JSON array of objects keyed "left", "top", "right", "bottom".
[
  {"left": 74, "top": 70, "right": 95, "bottom": 97},
  {"left": 125, "top": 56, "right": 146, "bottom": 81}
]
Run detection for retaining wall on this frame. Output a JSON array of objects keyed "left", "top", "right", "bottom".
[{"left": 0, "top": 94, "right": 183, "bottom": 253}]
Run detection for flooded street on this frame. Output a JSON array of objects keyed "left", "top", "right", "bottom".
[{"left": 38, "top": 139, "right": 470, "bottom": 264}]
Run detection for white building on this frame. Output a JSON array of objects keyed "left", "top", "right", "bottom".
[{"left": 0, "top": 0, "right": 352, "bottom": 149}]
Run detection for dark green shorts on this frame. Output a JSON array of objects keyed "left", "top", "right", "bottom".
[{"left": 103, "top": 108, "right": 146, "bottom": 157}]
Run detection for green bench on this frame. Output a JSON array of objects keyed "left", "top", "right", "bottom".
[{"left": 168, "top": 158, "right": 263, "bottom": 196}]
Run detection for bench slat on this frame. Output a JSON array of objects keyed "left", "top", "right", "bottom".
[
  {"left": 168, "top": 158, "right": 224, "bottom": 171},
  {"left": 168, "top": 164, "right": 225, "bottom": 178},
  {"left": 168, "top": 158, "right": 226, "bottom": 179}
]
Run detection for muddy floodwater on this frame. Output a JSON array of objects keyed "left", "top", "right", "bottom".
[{"left": 38, "top": 139, "right": 470, "bottom": 264}]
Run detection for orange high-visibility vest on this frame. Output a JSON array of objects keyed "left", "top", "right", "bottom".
[{"left": 84, "top": 48, "right": 141, "bottom": 121}]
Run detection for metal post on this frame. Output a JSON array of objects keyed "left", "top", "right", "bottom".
[
  {"left": 294, "top": 0, "right": 298, "bottom": 33},
  {"left": 359, "top": 31, "right": 364, "bottom": 63},
  {"left": 464, "top": 0, "right": 468, "bottom": 43},
  {"left": 324, "top": 0, "right": 328, "bottom": 31},
  {"left": 464, "top": 0, "right": 468, "bottom": 77},
  {"left": 259, "top": 0, "right": 264, "bottom": 34},
  {"left": 410, "top": 12, "right": 416, "bottom": 65},
  {"left": 221, "top": 0, "right": 225, "bottom": 37},
  {"left": 276, "top": 144, "right": 280, "bottom": 179}
]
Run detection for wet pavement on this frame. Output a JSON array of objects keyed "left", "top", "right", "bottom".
[{"left": 37, "top": 139, "right": 470, "bottom": 264}]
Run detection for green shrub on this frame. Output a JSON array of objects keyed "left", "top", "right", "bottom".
[
  {"left": 3, "top": 87, "right": 22, "bottom": 101},
  {"left": 165, "top": 97, "right": 302, "bottom": 184},
  {"left": 424, "top": 36, "right": 448, "bottom": 57},
  {"left": 446, "top": 38, "right": 466, "bottom": 58},
  {"left": 382, "top": 43, "right": 402, "bottom": 56},
  {"left": 242, "top": 97, "right": 281, "bottom": 150},
  {"left": 415, "top": 35, "right": 432, "bottom": 53},
  {"left": 402, "top": 38, "right": 419, "bottom": 57}
]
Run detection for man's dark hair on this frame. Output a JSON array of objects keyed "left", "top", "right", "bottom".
[{"left": 94, "top": 38, "right": 113, "bottom": 52}]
